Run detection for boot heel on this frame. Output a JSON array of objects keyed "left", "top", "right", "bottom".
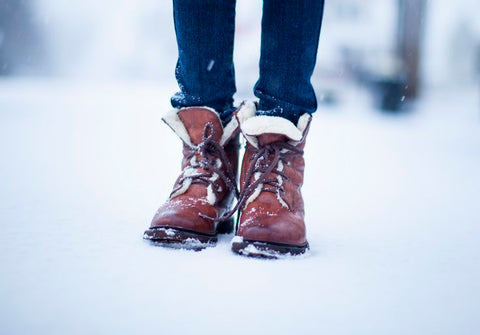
[{"left": 216, "top": 218, "right": 234, "bottom": 234}]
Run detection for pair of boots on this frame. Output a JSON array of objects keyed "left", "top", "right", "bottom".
[{"left": 143, "top": 102, "right": 312, "bottom": 258}]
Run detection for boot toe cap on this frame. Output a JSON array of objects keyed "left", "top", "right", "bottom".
[
  {"left": 238, "top": 209, "right": 307, "bottom": 246},
  {"left": 150, "top": 198, "right": 217, "bottom": 235}
]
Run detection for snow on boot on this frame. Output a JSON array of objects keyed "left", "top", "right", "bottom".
[
  {"left": 144, "top": 107, "right": 239, "bottom": 250},
  {"left": 231, "top": 102, "right": 312, "bottom": 258}
]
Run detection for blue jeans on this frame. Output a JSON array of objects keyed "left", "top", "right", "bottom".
[{"left": 171, "top": 0, "right": 325, "bottom": 125}]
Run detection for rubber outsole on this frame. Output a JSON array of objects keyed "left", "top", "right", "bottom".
[
  {"left": 231, "top": 238, "right": 309, "bottom": 259},
  {"left": 143, "top": 218, "right": 234, "bottom": 251}
]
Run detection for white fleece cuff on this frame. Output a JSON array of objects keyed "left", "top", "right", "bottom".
[
  {"left": 242, "top": 115, "right": 303, "bottom": 141},
  {"left": 162, "top": 108, "right": 193, "bottom": 146},
  {"left": 239, "top": 111, "right": 312, "bottom": 147},
  {"left": 162, "top": 107, "right": 237, "bottom": 147}
]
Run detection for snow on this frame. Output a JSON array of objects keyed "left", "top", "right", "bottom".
[
  {"left": 231, "top": 236, "right": 244, "bottom": 244},
  {"left": 0, "top": 78, "right": 479, "bottom": 334},
  {"left": 245, "top": 172, "right": 263, "bottom": 207},
  {"left": 2, "top": 0, "right": 478, "bottom": 332},
  {"left": 275, "top": 160, "right": 288, "bottom": 209},
  {"left": 206, "top": 60, "right": 215, "bottom": 72},
  {"left": 164, "top": 228, "right": 176, "bottom": 237},
  {"left": 206, "top": 184, "right": 216, "bottom": 206}
]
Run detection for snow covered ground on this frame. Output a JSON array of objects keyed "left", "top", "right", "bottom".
[{"left": 0, "top": 79, "right": 479, "bottom": 334}]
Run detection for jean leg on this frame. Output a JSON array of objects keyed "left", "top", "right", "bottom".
[
  {"left": 254, "top": 0, "right": 325, "bottom": 124},
  {"left": 171, "top": 0, "right": 237, "bottom": 123}
]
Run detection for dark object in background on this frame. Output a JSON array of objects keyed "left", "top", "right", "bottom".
[
  {"left": 397, "top": 0, "right": 426, "bottom": 99},
  {"left": 373, "top": 76, "right": 407, "bottom": 112},
  {"left": 0, "top": 0, "right": 46, "bottom": 75},
  {"left": 476, "top": 42, "right": 480, "bottom": 82},
  {"left": 318, "top": 90, "right": 338, "bottom": 106},
  {"left": 356, "top": 52, "right": 408, "bottom": 112}
]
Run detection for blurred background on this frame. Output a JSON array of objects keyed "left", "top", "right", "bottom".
[
  {"left": 1, "top": 1, "right": 479, "bottom": 335},
  {"left": 1, "top": 0, "right": 479, "bottom": 108}
]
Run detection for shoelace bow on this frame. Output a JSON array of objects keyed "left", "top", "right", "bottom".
[
  {"left": 170, "top": 122, "right": 239, "bottom": 199},
  {"left": 217, "top": 139, "right": 304, "bottom": 222}
]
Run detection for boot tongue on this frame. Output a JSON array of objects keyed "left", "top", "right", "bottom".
[
  {"left": 178, "top": 108, "right": 223, "bottom": 145},
  {"left": 257, "top": 133, "right": 289, "bottom": 146}
]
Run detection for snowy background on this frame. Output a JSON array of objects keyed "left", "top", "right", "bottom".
[{"left": 1, "top": 0, "right": 480, "bottom": 334}]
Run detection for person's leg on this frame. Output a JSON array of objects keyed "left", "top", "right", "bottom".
[
  {"left": 254, "top": 0, "right": 325, "bottom": 125},
  {"left": 230, "top": 1, "right": 325, "bottom": 258},
  {"left": 144, "top": 0, "right": 239, "bottom": 249},
  {"left": 171, "top": 0, "right": 237, "bottom": 124}
]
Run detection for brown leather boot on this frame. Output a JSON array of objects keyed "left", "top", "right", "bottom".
[
  {"left": 230, "top": 102, "right": 312, "bottom": 258},
  {"left": 144, "top": 107, "right": 239, "bottom": 250}
]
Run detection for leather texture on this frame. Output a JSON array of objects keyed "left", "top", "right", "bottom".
[
  {"left": 149, "top": 107, "right": 238, "bottom": 235},
  {"left": 236, "top": 121, "right": 311, "bottom": 247}
]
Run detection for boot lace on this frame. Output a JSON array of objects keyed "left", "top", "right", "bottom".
[
  {"left": 170, "top": 122, "right": 238, "bottom": 202},
  {"left": 217, "top": 140, "right": 303, "bottom": 222}
]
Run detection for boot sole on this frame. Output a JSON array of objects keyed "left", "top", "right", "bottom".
[
  {"left": 143, "top": 219, "right": 234, "bottom": 251},
  {"left": 231, "top": 237, "right": 309, "bottom": 259}
]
